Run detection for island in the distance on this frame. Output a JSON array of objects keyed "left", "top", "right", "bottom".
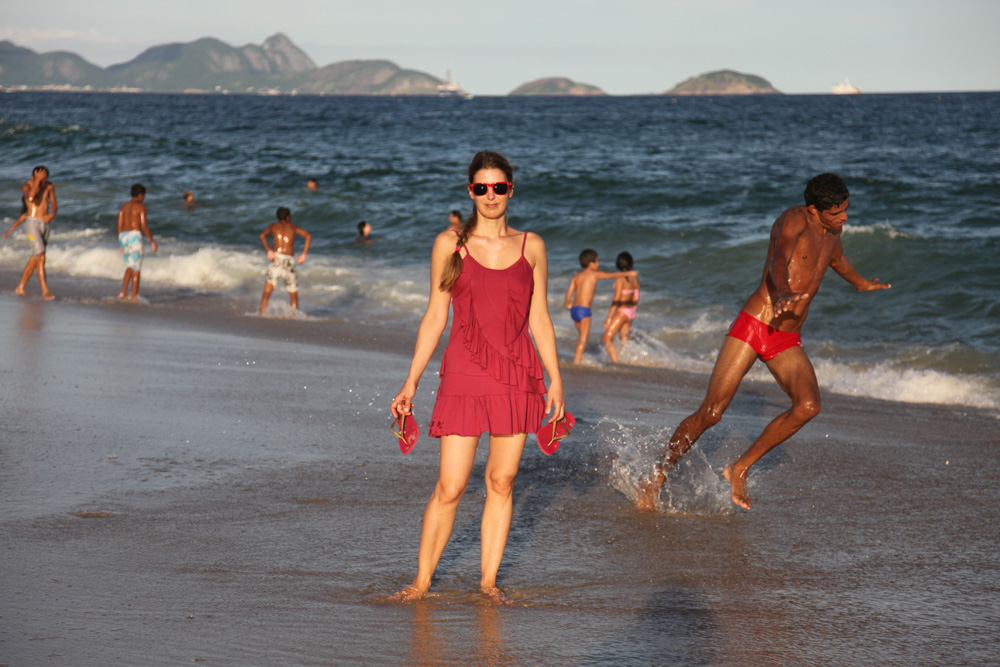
[
  {"left": 509, "top": 77, "right": 606, "bottom": 96},
  {"left": 664, "top": 69, "right": 781, "bottom": 96}
]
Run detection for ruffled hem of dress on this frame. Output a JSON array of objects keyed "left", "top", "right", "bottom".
[
  {"left": 429, "top": 393, "right": 546, "bottom": 437},
  {"left": 461, "top": 303, "right": 545, "bottom": 394}
]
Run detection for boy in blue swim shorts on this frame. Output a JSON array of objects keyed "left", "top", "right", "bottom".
[
  {"left": 117, "top": 183, "right": 158, "bottom": 302},
  {"left": 564, "top": 249, "right": 637, "bottom": 365}
]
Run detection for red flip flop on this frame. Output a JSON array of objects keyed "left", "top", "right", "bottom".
[
  {"left": 536, "top": 411, "right": 575, "bottom": 455},
  {"left": 390, "top": 412, "right": 420, "bottom": 454}
]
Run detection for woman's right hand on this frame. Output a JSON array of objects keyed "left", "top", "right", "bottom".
[{"left": 391, "top": 381, "right": 417, "bottom": 419}]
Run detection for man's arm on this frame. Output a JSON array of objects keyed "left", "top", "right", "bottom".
[
  {"left": 260, "top": 225, "right": 275, "bottom": 260},
  {"left": 769, "top": 213, "right": 811, "bottom": 316},
  {"left": 3, "top": 212, "right": 27, "bottom": 239},
  {"left": 295, "top": 226, "right": 312, "bottom": 264},
  {"left": 829, "top": 240, "right": 891, "bottom": 291},
  {"left": 117, "top": 205, "right": 125, "bottom": 236},
  {"left": 44, "top": 184, "right": 57, "bottom": 223},
  {"left": 139, "top": 205, "right": 157, "bottom": 252}
]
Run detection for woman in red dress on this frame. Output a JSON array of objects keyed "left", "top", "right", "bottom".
[{"left": 390, "top": 151, "right": 565, "bottom": 603}]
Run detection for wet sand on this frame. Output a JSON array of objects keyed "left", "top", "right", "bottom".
[{"left": 1, "top": 282, "right": 998, "bottom": 665}]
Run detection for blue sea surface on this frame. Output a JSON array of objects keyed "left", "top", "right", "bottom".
[{"left": 1, "top": 91, "right": 998, "bottom": 409}]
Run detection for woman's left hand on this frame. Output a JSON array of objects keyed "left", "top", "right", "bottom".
[{"left": 544, "top": 378, "right": 566, "bottom": 424}]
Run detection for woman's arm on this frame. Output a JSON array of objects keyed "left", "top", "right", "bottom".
[
  {"left": 525, "top": 233, "right": 565, "bottom": 424},
  {"left": 391, "top": 232, "right": 455, "bottom": 418}
]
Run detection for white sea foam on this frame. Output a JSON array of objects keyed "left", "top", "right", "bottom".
[
  {"left": 843, "top": 220, "right": 913, "bottom": 240},
  {"left": 810, "top": 359, "right": 1000, "bottom": 411},
  {"left": 603, "top": 418, "right": 734, "bottom": 515}
]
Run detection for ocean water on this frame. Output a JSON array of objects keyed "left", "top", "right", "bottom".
[{"left": 1, "top": 91, "right": 998, "bottom": 411}]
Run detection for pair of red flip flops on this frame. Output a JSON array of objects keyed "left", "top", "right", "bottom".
[{"left": 390, "top": 411, "right": 576, "bottom": 456}]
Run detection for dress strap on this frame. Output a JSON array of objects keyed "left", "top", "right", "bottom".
[{"left": 520, "top": 231, "right": 528, "bottom": 256}]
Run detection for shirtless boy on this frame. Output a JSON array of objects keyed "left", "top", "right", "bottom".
[
  {"left": 565, "top": 249, "right": 637, "bottom": 364},
  {"left": 117, "top": 183, "right": 158, "bottom": 302},
  {"left": 5, "top": 166, "right": 58, "bottom": 299},
  {"left": 259, "top": 207, "right": 312, "bottom": 315},
  {"left": 640, "top": 174, "right": 891, "bottom": 510}
]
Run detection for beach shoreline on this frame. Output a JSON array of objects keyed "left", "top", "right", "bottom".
[{"left": 2, "top": 274, "right": 998, "bottom": 665}]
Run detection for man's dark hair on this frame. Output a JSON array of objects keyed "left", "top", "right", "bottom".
[
  {"left": 357, "top": 221, "right": 368, "bottom": 234},
  {"left": 33, "top": 165, "right": 48, "bottom": 176},
  {"left": 804, "top": 173, "right": 848, "bottom": 211},
  {"left": 616, "top": 251, "right": 634, "bottom": 272},
  {"left": 579, "top": 248, "right": 598, "bottom": 267},
  {"left": 276, "top": 206, "right": 291, "bottom": 221},
  {"left": 450, "top": 209, "right": 463, "bottom": 219},
  {"left": 131, "top": 183, "right": 146, "bottom": 197}
]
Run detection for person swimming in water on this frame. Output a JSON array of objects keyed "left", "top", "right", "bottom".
[{"left": 639, "top": 173, "right": 891, "bottom": 510}]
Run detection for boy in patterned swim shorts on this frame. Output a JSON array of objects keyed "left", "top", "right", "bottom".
[
  {"left": 259, "top": 207, "right": 312, "bottom": 316},
  {"left": 117, "top": 183, "right": 158, "bottom": 302}
]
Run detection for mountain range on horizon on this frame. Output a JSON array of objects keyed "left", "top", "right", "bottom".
[
  {"left": 0, "top": 33, "right": 443, "bottom": 95},
  {"left": 0, "top": 34, "right": 777, "bottom": 97}
]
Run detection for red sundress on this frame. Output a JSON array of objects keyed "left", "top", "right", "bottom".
[{"left": 428, "top": 232, "right": 547, "bottom": 437}]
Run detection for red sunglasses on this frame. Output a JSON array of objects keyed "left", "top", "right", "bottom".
[{"left": 469, "top": 182, "right": 511, "bottom": 196}]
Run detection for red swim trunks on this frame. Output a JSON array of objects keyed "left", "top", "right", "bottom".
[{"left": 727, "top": 310, "right": 802, "bottom": 361}]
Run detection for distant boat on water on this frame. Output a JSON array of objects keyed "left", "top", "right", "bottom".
[
  {"left": 832, "top": 79, "right": 861, "bottom": 95},
  {"left": 437, "top": 70, "right": 472, "bottom": 99}
]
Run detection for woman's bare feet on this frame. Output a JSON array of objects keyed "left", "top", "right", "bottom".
[
  {"left": 723, "top": 465, "right": 751, "bottom": 510},
  {"left": 14, "top": 286, "right": 26, "bottom": 296},
  {"left": 389, "top": 584, "right": 427, "bottom": 602},
  {"left": 480, "top": 586, "right": 513, "bottom": 605}
]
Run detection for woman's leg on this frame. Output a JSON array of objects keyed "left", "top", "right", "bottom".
[
  {"left": 392, "top": 435, "right": 479, "bottom": 600},
  {"left": 480, "top": 433, "right": 527, "bottom": 600}
]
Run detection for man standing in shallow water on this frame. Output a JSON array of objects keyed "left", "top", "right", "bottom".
[
  {"left": 117, "top": 183, "right": 158, "bottom": 302},
  {"left": 8, "top": 166, "right": 58, "bottom": 299},
  {"left": 259, "top": 207, "right": 311, "bottom": 315},
  {"left": 640, "top": 174, "right": 891, "bottom": 510}
]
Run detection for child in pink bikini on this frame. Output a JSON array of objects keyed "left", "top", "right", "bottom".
[{"left": 602, "top": 251, "right": 639, "bottom": 364}]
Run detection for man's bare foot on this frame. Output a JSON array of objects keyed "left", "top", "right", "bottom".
[
  {"left": 480, "top": 586, "right": 513, "bottom": 605},
  {"left": 14, "top": 286, "right": 26, "bottom": 296},
  {"left": 723, "top": 465, "right": 751, "bottom": 510},
  {"left": 42, "top": 293, "right": 55, "bottom": 301},
  {"left": 389, "top": 584, "right": 427, "bottom": 602},
  {"left": 636, "top": 470, "right": 665, "bottom": 511}
]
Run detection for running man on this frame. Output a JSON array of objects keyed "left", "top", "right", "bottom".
[
  {"left": 6, "top": 166, "right": 58, "bottom": 299},
  {"left": 117, "top": 183, "right": 158, "bottom": 301},
  {"left": 259, "top": 206, "right": 311, "bottom": 315},
  {"left": 640, "top": 174, "right": 891, "bottom": 510}
]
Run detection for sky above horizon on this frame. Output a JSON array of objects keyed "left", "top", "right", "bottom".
[{"left": 3, "top": 1, "right": 998, "bottom": 95}]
